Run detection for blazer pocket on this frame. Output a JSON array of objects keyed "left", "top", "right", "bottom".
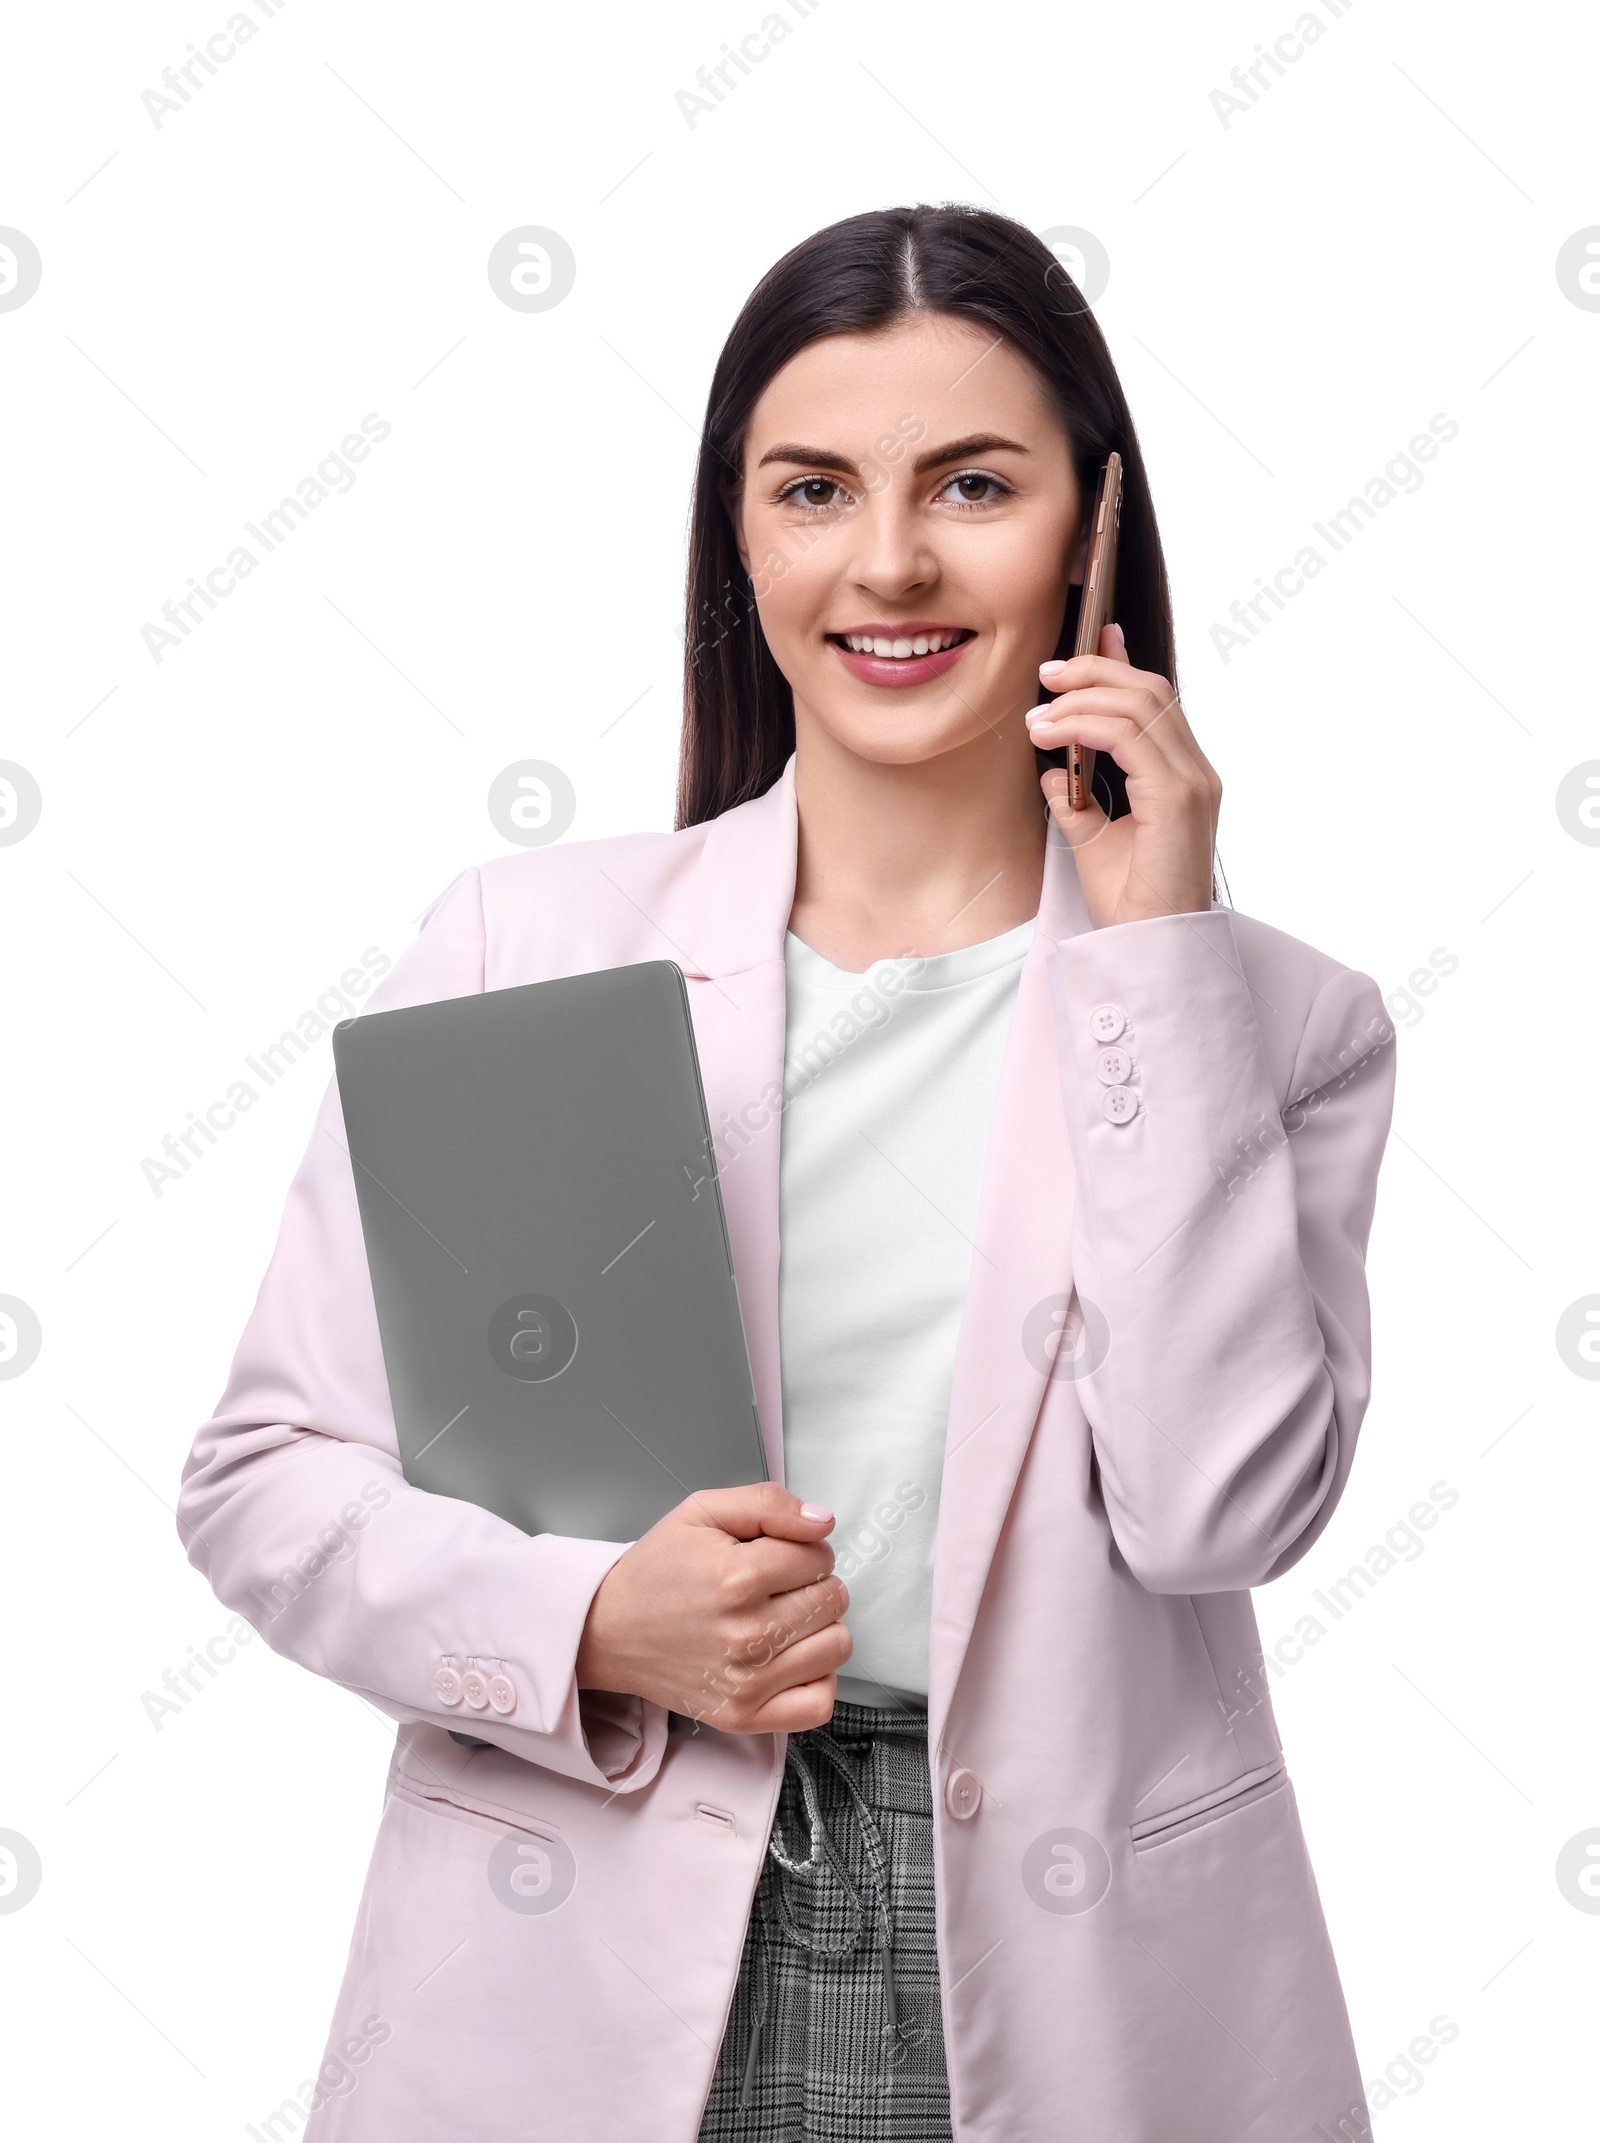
[
  {"left": 1130, "top": 1759, "right": 1288, "bottom": 1854},
  {"left": 389, "top": 1765, "right": 565, "bottom": 1846}
]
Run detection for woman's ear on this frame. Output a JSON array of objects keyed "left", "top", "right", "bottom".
[{"left": 1067, "top": 516, "right": 1089, "bottom": 589}]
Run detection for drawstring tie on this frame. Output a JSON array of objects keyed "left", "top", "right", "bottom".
[{"left": 738, "top": 1719, "right": 919, "bottom": 2109}]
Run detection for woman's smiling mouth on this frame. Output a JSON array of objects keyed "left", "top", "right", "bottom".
[{"left": 828, "top": 623, "right": 977, "bottom": 688}]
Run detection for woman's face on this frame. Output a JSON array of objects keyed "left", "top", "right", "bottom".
[{"left": 732, "top": 312, "right": 1083, "bottom": 770}]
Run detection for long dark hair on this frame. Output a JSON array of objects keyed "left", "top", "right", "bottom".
[{"left": 677, "top": 203, "right": 1177, "bottom": 830}]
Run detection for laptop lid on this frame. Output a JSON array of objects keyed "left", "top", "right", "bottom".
[{"left": 332, "top": 959, "right": 765, "bottom": 1544}]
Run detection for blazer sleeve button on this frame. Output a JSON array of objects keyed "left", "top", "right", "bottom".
[
  {"left": 1088, "top": 1003, "right": 1127, "bottom": 1042},
  {"left": 487, "top": 1672, "right": 517, "bottom": 1715},
  {"left": 435, "top": 1663, "right": 464, "bottom": 1707},
  {"left": 945, "top": 1768, "right": 983, "bottom": 1820},
  {"left": 1101, "top": 1085, "right": 1140, "bottom": 1124},
  {"left": 461, "top": 1666, "right": 491, "bottom": 1710}
]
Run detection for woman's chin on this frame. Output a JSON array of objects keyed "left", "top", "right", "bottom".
[{"left": 799, "top": 708, "right": 1008, "bottom": 770}]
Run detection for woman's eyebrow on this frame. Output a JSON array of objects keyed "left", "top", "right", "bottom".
[
  {"left": 755, "top": 442, "right": 859, "bottom": 473},
  {"left": 912, "top": 432, "right": 1030, "bottom": 472}
]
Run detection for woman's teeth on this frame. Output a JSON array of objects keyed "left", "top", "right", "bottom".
[{"left": 842, "top": 631, "right": 966, "bottom": 658}]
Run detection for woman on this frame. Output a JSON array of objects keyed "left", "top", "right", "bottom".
[{"left": 179, "top": 204, "right": 1395, "bottom": 2141}]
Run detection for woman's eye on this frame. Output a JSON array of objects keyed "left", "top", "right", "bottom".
[
  {"left": 784, "top": 476, "right": 847, "bottom": 509},
  {"left": 941, "top": 471, "right": 1007, "bottom": 506}
]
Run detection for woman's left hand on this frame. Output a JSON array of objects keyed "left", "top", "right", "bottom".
[{"left": 1025, "top": 623, "right": 1222, "bottom": 929}]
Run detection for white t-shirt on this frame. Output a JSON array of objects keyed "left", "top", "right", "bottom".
[{"left": 778, "top": 916, "right": 1035, "bottom": 1706}]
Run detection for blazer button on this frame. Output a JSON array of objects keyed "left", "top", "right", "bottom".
[
  {"left": 1088, "top": 1003, "right": 1127, "bottom": 1042},
  {"left": 461, "top": 1666, "right": 491, "bottom": 1710},
  {"left": 435, "top": 1664, "right": 464, "bottom": 1707},
  {"left": 1094, "top": 1045, "right": 1132, "bottom": 1085},
  {"left": 487, "top": 1672, "right": 517, "bottom": 1715},
  {"left": 945, "top": 1768, "right": 982, "bottom": 1821},
  {"left": 1102, "top": 1085, "right": 1140, "bottom": 1124}
]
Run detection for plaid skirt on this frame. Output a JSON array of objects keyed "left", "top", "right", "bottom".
[{"left": 697, "top": 1700, "right": 952, "bottom": 2142}]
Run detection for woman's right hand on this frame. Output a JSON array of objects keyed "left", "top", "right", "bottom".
[{"left": 574, "top": 1483, "right": 850, "bottom": 1733}]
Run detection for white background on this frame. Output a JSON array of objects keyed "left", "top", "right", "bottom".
[{"left": 1, "top": 0, "right": 1596, "bottom": 2134}]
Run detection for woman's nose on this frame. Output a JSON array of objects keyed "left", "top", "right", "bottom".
[{"left": 843, "top": 499, "right": 937, "bottom": 599}]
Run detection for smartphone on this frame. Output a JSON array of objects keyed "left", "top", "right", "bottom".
[{"left": 1064, "top": 451, "right": 1124, "bottom": 812}]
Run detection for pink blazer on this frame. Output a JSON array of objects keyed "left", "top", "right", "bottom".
[{"left": 178, "top": 759, "right": 1396, "bottom": 2141}]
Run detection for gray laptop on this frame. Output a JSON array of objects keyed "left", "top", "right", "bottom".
[{"left": 332, "top": 960, "right": 766, "bottom": 1544}]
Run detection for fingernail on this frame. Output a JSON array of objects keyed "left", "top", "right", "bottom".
[
  {"left": 1111, "top": 622, "right": 1126, "bottom": 647},
  {"left": 1040, "top": 659, "right": 1068, "bottom": 674},
  {"left": 800, "top": 1503, "right": 833, "bottom": 1522}
]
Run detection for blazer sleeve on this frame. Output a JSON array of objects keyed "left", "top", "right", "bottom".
[
  {"left": 175, "top": 865, "right": 669, "bottom": 1791},
  {"left": 1047, "top": 905, "right": 1396, "bottom": 1595}
]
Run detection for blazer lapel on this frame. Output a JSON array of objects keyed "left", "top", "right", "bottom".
[
  {"left": 675, "top": 764, "right": 799, "bottom": 1489},
  {"left": 928, "top": 820, "right": 1090, "bottom": 1732}
]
